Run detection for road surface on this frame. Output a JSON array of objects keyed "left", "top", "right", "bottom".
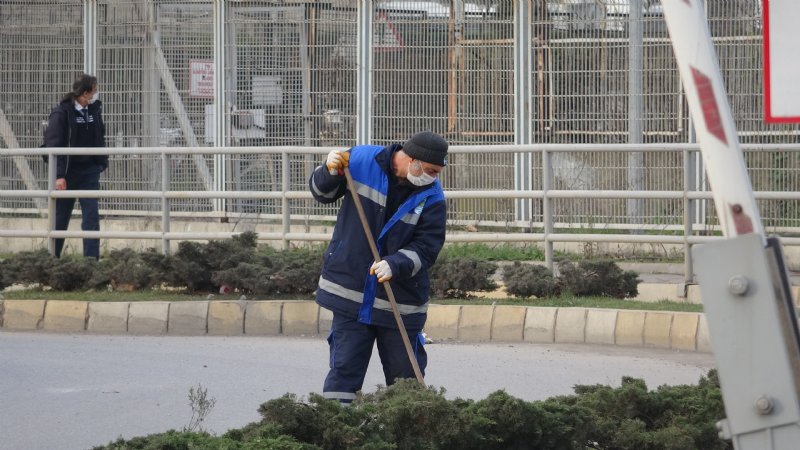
[{"left": 0, "top": 332, "right": 715, "bottom": 450}]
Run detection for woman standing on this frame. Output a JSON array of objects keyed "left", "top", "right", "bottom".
[{"left": 44, "top": 73, "right": 108, "bottom": 259}]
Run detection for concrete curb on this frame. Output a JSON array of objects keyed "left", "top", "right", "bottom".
[{"left": 0, "top": 299, "right": 713, "bottom": 353}]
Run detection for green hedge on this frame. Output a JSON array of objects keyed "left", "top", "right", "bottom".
[
  {"left": 0, "top": 233, "right": 324, "bottom": 297},
  {"left": 94, "top": 371, "right": 729, "bottom": 450},
  {"left": 502, "top": 261, "right": 640, "bottom": 299},
  {"left": 429, "top": 255, "right": 498, "bottom": 298},
  {"left": 0, "top": 235, "right": 638, "bottom": 300}
]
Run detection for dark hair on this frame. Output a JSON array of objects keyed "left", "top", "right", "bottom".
[{"left": 62, "top": 73, "right": 97, "bottom": 102}]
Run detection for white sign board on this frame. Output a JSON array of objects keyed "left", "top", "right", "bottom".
[
  {"left": 189, "top": 59, "right": 214, "bottom": 99},
  {"left": 764, "top": 0, "right": 800, "bottom": 123}
]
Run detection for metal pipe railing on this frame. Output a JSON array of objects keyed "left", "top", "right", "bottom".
[
  {"left": 3, "top": 144, "right": 800, "bottom": 284},
  {"left": 5, "top": 143, "right": 800, "bottom": 158}
]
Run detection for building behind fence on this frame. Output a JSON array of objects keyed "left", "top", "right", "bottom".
[{"left": 1, "top": 0, "right": 798, "bottom": 236}]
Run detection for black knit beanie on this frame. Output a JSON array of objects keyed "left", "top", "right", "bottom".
[{"left": 402, "top": 131, "right": 449, "bottom": 166}]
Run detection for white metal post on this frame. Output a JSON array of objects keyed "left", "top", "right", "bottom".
[
  {"left": 356, "top": 0, "right": 373, "bottom": 144},
  {"left": 47, "top": 153, "right": 57, "bottom": 256},
  {"left": 161, "top": 152, "right": 171, "bottom": 254},
  {"left": 281, "top": 150, "right": 290, "bottom": 249},
  {"left": 213, "top": 0, "right": 228, "bottom": 213},
  {"left": 663, "top": 1, "right": 800, "bottom": 449},
  {"left": 542, "top": 149, "right": 554, "bottom": 270},
  {"left": 682, "top": 148, "right": 694, "bottom": 283},
  {"left": 513, "top": 0, "right": 533, "bottom": 222},
  {"left": 143, "top": 2, "right": 160, "bottom": 149},
  {"left": 627, "top": 0, "right": 644, "bottom": 226},
  {"left": 662, "top": 0, "right": 762, "bottom": 239},
  {"left": 83, "top": 0, "right": 97, "bottom": 74}
]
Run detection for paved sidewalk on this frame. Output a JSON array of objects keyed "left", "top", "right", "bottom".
[
  {"left": 483, "top": 261, "right": 800, "bottom": 305},
  {"left": 622, "top": 262, "right": 800, "bottom": 285},
  {"left": 577, "top": 261, "right": 800, "bottom": 285}
]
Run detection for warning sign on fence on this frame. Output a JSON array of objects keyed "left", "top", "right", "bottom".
[
  {"left": 189, "top": 59, "right": 214, "bottom": 99},
  {"left": 374, "top": 12, "right": 403, "bottom": 51}
]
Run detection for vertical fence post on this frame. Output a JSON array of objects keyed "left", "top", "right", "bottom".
[
  {"left": 212, "top": 0, "right": 227, "bottom": 213},
  {"left": 47, "top": 153, "right": 57, "bottom": 256},
  {"left": 82, "top": 0, "right": 98, "bottom": 255},
  {"left": 282, "top": 150, "right": 290, "bottom": 250},
  {"left": 356, "top": 0, "right": 373, "bottom": 143},
  {"left": 627, "top": 0, "right": 644, "bottom": 228},
  {"left": 542, "top": 149, "right": 554, "bottom": 270},
  {"left": 683, "top": 147, "right": 694, "bottom": 284},
  {"left": 514, "top": 0, "right": 533, "bottom": 222},
  {"left": 161, "top": 152, "right": 171, "bottom": 255},
  {"left": 84, "top": 0, "right": 97, "bottom": 74},
  {"left": 143, "top": 2, "right": 160, "bottom": 149}
]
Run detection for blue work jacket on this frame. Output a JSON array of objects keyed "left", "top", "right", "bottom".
[{"left": 309, "top": 144, "right": 447, "bottom": 330}]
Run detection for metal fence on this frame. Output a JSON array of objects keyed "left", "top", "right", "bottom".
[
  {"left": 3, "top": 144, "right": 800, "bottom": 283},
  {"left": 1, "top": 1, "right": 799, "bottom": 236}
]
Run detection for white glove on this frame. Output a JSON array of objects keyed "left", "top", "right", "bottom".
[
  {"left": 325, "top": 150, "right": 350, "bottom": 175},
  {"left": 370, "top": 260, "right": 393, "bottom": 283}
]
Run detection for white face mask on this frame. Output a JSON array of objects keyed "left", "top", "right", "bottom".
[
  {"left": 406, "top": 160, "right": 436, "bottom": 186},
  {"left": 89, "top": 91, "right": 99, "bottom": 104}
]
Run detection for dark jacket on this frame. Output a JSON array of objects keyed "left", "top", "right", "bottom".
[
  {"left": 44, "top": 98, "right": 108, "bottom": 178},
  {"left": 309, "top": 144, "right": 447, "bottom": 330}
]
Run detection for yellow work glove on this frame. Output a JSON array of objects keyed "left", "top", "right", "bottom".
[
  {"left": 325, "top": 150, "right": 350, "bottom": 175},
  {"left": 370, "top": 260, "right": 393, "bottom": 283}
]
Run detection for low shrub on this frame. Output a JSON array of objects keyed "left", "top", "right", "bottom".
[
  {"left": 251, "top": 381, "right": 591, "bottom": 450},
  {"left": 429, "top": 255, "right": 498, "bottom": 298},
  {"left": 89, "top": 248, "right": 167, "bottom": 291},
  {"left": 0, "top": 234, "right": 326, "bottom": 296},
  {"left": 206, "top": 231, "right": 260, "bottom": 271},
  {"left": 167, "top": 232, "right": 260, "bottom": 292},
  {"left": 95, "top": 430, "right": 313, "bottom": 450},
  {"left": 211, "top": 261, "right": 274, "bottom": 295},
  {"left": 1, "top": 249, "right": 53, "bottom": 286},
  {"left": 0, "top": 259, "right": 8, "bottom": 291},
  {"left": 557, "top": 260, "right": 640, "bottom": 298},
  {"left": 48, "top": 257, "right": 97, "bottom": 291},
  {"left": 355, "top": 382, "right": 473, "bottom": 449},
  {"left": 562, "top": 370, "right": 727, "bottom": 450},
  {"left": 95, "top": 372, "right": 728, "bottom": 450},
  {"left": 165, "top": 241, "right": 214, "bottom": 292},
  {"left": 210, "top": 247, "right": 323, "bottom": 296},
  {"left": 503, "top": 262, "right": 560, "bottom": 298},
  {"left": 0, "top": 238, "right": 642, "bottom": 301},
  {"left": 260, "top": 247, "right": 323, "bottom": 295}
]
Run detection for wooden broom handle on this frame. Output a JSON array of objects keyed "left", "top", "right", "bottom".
[{"left": 342, "top": 167, "right": 425, "bottom": 386}]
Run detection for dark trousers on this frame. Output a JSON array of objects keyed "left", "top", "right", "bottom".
[
  {"left": 54, "top": 171, "right": 101, "bottom": 259},
  {"left": 323, "top": 312, "right": 427, "bottom": 403}
]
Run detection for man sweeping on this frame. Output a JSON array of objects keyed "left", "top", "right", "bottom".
[{"left": 308, "top": 130, "right": 449, "bottom": 403}]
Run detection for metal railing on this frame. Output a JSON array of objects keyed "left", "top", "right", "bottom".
[{"left": 3, "top": 143, "right": 800, "bottom": 284}]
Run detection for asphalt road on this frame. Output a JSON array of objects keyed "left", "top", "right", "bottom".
[{"left": 0, "top": 332, "right": 715, "bottom": 450}]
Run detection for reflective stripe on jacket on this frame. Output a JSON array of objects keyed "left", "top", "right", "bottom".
[{"left": 309, "top": 144, "right": 446, "bottom": 329}]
